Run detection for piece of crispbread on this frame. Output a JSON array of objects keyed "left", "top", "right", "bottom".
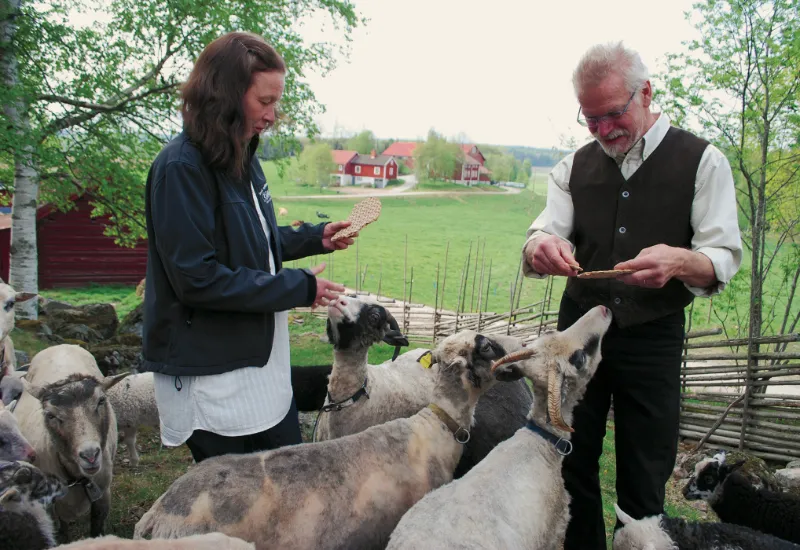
[
  {"left": 331, "top": 197, "right": 382, "bottom": 242},
  {"left": 576, "top": 269, "right": 637, "bottom": 279}
]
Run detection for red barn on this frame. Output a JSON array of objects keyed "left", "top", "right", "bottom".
[{"left": 0, "top": 195, "right": 148, "bottom": 288}]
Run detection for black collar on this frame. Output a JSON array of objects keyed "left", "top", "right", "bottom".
[
  {"left": 57, "top": 455, "right": 103, "bottom": 502},
  {"left": 525, "top": 419, "right": 573, "bottom": 456},
  {"left": 320, "top": 378, "right": 369, "bottom": 413}
]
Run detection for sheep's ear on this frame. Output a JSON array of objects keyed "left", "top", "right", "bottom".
[
  {"left": 382, "top": 313, "right": 409, "bottom": 347},
  {"left": 14, "top": 292, "right": 37, "bottom": 303},
  {"left": 20, "top": 378, "right": 44, "bottom": 401},
  {"left": 5, "top": 399, "right": 17, "bottom": 412},
  {"left": 719, "top": 459, "right": 746, "bottom": 481},
  {"left": 614, "top": 503, "right": 634, "bottom": 526},
  {"left": 100, "top": 372, "right": 130, "bottom": 392}
]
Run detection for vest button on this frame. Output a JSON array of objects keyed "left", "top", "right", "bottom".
[
  {"left": 619, "top": 226, "right": 627, "bottom": 234},
  {"left": 614, "top": 297, "right": 621, "bottom": 305},
  {"left": 622, "top": 191, "right": 630, "bottom": 198}
]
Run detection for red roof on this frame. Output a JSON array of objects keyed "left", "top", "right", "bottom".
[
  {"left": 331, "top": 150, "right": 358, "bottom": 165},
  {"left": 382, "top": 142, "right": 418, "bottom": 157}
]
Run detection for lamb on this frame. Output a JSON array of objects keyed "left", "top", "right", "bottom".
[
  {"left": 683, "top": 450, "right": 800, "bottom": 544},
  {"left": 133, "top": 306, "right": 527, "bottom": 549},
  {"left": 0, "top": 399, "right": 37, "bottom": 462},
  {"left": 0, "top": 459, "right": 68, "bottom": 550},
  {"left": 14, "top": 344, "right": 129, "bottom": 541},
  {"left": 387, "top": 305, "right": 613, "bottom": 550},
  {"left": 53, "top": 532, "right": 255, "bottom": 549},
  {"left": 612, "top": 503, "right": 800, "bottom": 549},
  {"left": 312, "top": 294, "right": 533, "bottom": 478},
  {"left": 106, "top": 372, "right": 159, "bottom": 467}
]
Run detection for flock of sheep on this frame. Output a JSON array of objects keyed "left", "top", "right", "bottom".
[{"left": 0, "top": 281, "right": 799, "bottom": 549}]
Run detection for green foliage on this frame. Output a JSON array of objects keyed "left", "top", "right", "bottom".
[
  {"left": 413, "top": 129, "right": 463, "bottom": 182},
  {"left": 290, "top": 142, "right": 335, "bottom": 188},
  {"left": 486, "top": 151, "right": 530, "bottom": 183},
  {"left": 0, "top": 0, "right": 364, "bottom": 246},
  {"left": 398, "top": 162, "right": 412, "bottom": 175},
  {"left": 345, "top": 129, "right": 377, "bottom": 154}
]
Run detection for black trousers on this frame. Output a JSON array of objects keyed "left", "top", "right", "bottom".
[
  {"left": 185, "top": 397, "right": 302, "bottom": 463},
  {"left": 559, "top": 293, "right": 685, "bottom": 550}
]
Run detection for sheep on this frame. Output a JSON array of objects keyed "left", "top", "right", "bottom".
[
  {"left": 312, "top": 294, "right": 533, "bottom": 478},
  {"left": 0, "top": 373, "right": 24, "bottom": 406},
  {"left": 106, "top": 372, "right": 158, "bottom": 467},
  {"left": 0, "top": 399, "right": 37, "bottom": 462},
  {"left": 0, "top": 281, "right": 37, "bottom": 375},
  {"left": 14, "top": 344, "right": 129, "bottom": 541},
  {"left": 133, "top": 318, "right": 526, "bottom": 549},
  {"left": 683, "top": 450, "right": 800, "bottom": 544},
  {"left": 612, "top": 503, "right": 800, "bottom": 549},
  {"left": 386, "top": 305, "right": 613, "bottom": 550},
  {"left": 0, "top": 459, "right": 68, "bottom": 550},
  {"left": 53, "top": 532, "right": 256, "bottom": 549}
]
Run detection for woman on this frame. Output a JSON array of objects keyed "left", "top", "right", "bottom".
[{"left": 141, "top": 32, "right": 356, "bottom": 462}]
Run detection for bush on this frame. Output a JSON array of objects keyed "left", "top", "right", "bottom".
[{"left": 399, "top": 163, "right": 412, "bottom": 175}]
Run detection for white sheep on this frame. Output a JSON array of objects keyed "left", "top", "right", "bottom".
[
  {"left": 0, "top": 281, "right": 37, "bottom": 375},
  {"left": 132, "top": 307, "right": 526, "bottom": 550},
  {"left": 106, "top": 372, "right": 158, "bottom": 467},
  {"left": 0, "top": 459, "right": 68, "bottom": 550},
  {"left": 387, "top": 305, "right": 613, "bottom": 550},
  {"left": 613, "top": 503, "right": 800, "bottom": 549},
  {"left": 53, "top": 532, "right": 255, "bottom": 549},
  {"left": 313, "top": 295, "right": 532, "bottom": 478},
  {"left": 0, "top": 399, "right": 37, "bottom": 462},
  {"left": 14, "top": 344, "right": 129, "bottom": 541}
]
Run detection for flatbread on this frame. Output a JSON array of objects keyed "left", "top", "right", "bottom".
[
  {"left": 576, "top": 269, "right": 637, "bottom": 279},
  {"left": 331, "top": 197, "right": 382, "bottom": 242}
]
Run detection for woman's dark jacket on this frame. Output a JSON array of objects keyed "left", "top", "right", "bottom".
[{"left": 141, "top": 132, "right": 329, "bottom": 376}]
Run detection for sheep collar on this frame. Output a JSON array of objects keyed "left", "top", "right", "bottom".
[
  {"left": 427, "top": 404, "right": 470, "bottom": 444},
  {"left": 320, "top": 378, "right": 369, "bottom": 413},
  {"left": 57, "top": 455, "right": 103, "bottom": 502},
  {"left": 525, "top": 419, "right": 573, "bottom": 456}
]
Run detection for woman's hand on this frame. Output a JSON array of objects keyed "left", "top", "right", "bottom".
[
  {"left": 309, "top": 263, "right": 345, "bottom": 308},
  {"left": 322, "top": 221, "right": 358, "bottom": 251}
]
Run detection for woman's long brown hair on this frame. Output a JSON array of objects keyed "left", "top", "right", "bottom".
[{"left": 181, "top": 32, "right": 285, "bottom": 179}]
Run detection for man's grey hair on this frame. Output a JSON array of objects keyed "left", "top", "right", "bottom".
[{"left": 572, "top": 42, "right": 649, "bottom": 98}]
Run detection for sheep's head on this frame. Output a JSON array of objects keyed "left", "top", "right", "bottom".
[
  {"left": 682, "top": 451, "right": 745, "bottom": 501},
  {"left": 431, "top": 331, "right": 526, "bottom": 399},
  {"left": 0, "top": 460, "right": 67, "bottom": 507},
  {"left": 326, "top": 296, "right": 408, "bottom": 352},
  {"left": 23, "top": 372, "right": 128, "bottom": 478},
  {"left": 0, "top": 282, "right": 37, "bottom": 344},
  {"left": 492, "top": 305, "right": 612, "bottom": 433},
  {"left": 612, "top": 504, "right": 673, "bottom": 550},
  {"left": 0, "top": 375, "right": 23, "bottom": 406},
  {"left": 0, "top": 400, "right": 36, "bottom": 462}
]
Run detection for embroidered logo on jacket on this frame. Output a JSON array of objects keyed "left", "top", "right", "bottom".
[{"left": 259, "top": 182, "right": 272, "bottom": 205}]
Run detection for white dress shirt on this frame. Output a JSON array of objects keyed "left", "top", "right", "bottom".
[
  {"left": 153, "top": 182, "right": 293, "bottom": 447},
  {"left": 523, "top": 113, "right": 743, "bottom": 297}
]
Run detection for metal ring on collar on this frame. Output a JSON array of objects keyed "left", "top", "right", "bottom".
[
  {"left": 555, "top": 438, "right": 573, "bottom": 456},
  {"left": 454, "top": 427, "right": 471, "bottom": 444}
]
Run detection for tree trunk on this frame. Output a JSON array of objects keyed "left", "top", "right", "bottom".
[{"left": 1, "top": 0, "right": 39, "bottom": 319}]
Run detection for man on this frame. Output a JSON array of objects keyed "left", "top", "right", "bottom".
[{"left": 522, "top": 42, "right": 742, "bottom": 549}]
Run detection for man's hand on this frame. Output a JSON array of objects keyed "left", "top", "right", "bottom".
[
  {"left": 527, "top": 234, "right": 582, "bottom": 277},
  {"left": 309, "top": 263, "right": 345, "bottom": 308},
  {"left": 322, "top": 221, "right": 358, "bottom": 251},
  {"left": 614, "top": 244, "right": 689, "bottom": 288}
]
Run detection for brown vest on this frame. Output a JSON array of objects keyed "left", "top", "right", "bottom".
[{"left": 564, "top": 126, "right": 709, "bottom": 327}]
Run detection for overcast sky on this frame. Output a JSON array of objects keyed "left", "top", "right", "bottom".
[{"left": 303, "top": 0, "right": 701, "bottom": 149}]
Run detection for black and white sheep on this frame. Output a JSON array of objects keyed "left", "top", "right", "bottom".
[
  {"left": 14, "top": 344, "right": 129, "bottom": 541},
  {"left": 613, "top": 503, "right": 800, "bottom": 549},
  {"left": 683, "top": 450, "right": 800, "bottom": 544},
  {"left": 133, "top": 303, "right": 527, "bottom": 550},
  {"left": 310, "top": 294, "right": 533, "bottom": 478},
  {"left": 387, "top": 304, "right": 612, "bottom": 550},
  {"left": 0, "top": 459, "right": 67, "bottom": 550}
]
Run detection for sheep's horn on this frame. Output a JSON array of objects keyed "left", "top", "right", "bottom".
[
  {"left": 490, "top": 348, "right": 537, "bottom": 372},
  {"left": 548, "top": 366, "right": 574, "bottom": 433}
]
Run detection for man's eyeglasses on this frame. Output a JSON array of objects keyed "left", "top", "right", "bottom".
[{"left": 577, "top": 90, "right": 637, "bottom": 128}]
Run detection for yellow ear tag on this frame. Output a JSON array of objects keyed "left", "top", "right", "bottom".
[{"left": 417, "top": 350, "right": 433, "bottom": 369}]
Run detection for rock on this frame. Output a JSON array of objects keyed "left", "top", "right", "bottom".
[
  {"left": 673, "top": 466, "right": 688, "bottom": 480},
  {"left": 117, "top": 302, "right": 144, "bottom": 341},
  {"left": 298, "top": 411, "right": 317, "bottom": 443},
  {"left": 774, "top": 468, "right": 800, "bottom": 490},
  {"left": 46, "top": 303, "right": 119, "bottom": 341},
  {"left": 13, "top": 350, "right": 28, "bottom": 368},
  {"left": 87, "top": 344, "right": 142, "bottom": 375},
  {"left": 39, "top": 298, "right": 75, "bottom": 315},
  {"left": 787, "top": 460, "right": 800, "bottom": 469},
  {"left": 319, "top": 333, "right": 330, "bottom": 344},
  {"left": 54, "top": 323, "right": 105, "bottom": 344},
  {"left": 135, "top": 278, "right": 146, "bottom": 299},
  {"left": 15, "top": 319, "right": 45, "bottom": 333}
]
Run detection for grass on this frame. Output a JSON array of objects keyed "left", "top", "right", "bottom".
[
  {"left": 415, "top": 179, "right": 505, "bottom": 193},
  {"left": 41, "top": 283, "right": 141, "bottom": 319},
  {"left": 259, "top": 158, "right": 337, "bottom": 197}
]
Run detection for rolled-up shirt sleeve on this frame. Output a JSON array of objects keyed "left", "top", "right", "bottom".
[
  {"left": 521, "top": 154, "right": 576, "bottom": 278},
  {"left": 686, "top": 145, "right": 743, "bottom": 297}
]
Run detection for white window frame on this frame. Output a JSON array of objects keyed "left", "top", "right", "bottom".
[
  {"left": 338, "top": 164, "right": 343, "bottom": 171},
  {"left": 388, "top": 166, "right": 394, "bottom": 176},
  {"left": 355, "top": 165, "right": 361, "bottom": 174},
  {"left": 374, "top": 166, "right": 380, "bottom": 175}
]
